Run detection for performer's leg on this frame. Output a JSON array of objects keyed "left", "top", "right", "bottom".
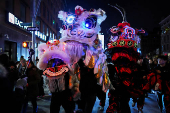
[
  {"left": 137, "top": 94, "right": 145, "bottom": 113},
  {"left": 132, "top": 97, "right": 137, "bottom": 107},
  {"left": 161, "top": 95, "right": 166, "bottom": 113},
  {"left": 30, "top": 96, "right": 38, "bottom": 113},
  {"left": 83, "top": 93, "right": 96, "bottom": 113},
  {"left": 96, "top": 85, "right": 102, "bottom": 100},
  {"left": 21, "top": 96, "right": 29, "bottom": 113},
  {"left": 106, "top": 90, "right": 120, "bottom": 113},
  {"left": 100, "top": 91, "right": 106, "bottom": 107},
  {"left": 50, "top": 92, "right": 61, "bottom": 113},
  {"left": 78, "top": 93, "right": 86, "bottom": 111},
  {"left": 120, "top": 97, "right": 130, "bottom": 113},
  {"left": 164, "top": 94, "right": 170, "bottom": 113},
  {"left": 157, "top": 92, "right": 163, "bottom": 111},
  {"left": 96, "top": 85, "right": 106, "bottom": 111},
  {"left": 62, "top": 90, "right": 74, "bottom": 113}
]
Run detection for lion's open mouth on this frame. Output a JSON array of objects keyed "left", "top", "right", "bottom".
[{"left": 43, "top": 58, "right": 69, "bottom": 77}]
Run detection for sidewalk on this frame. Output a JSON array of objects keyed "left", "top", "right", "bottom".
[{"left": 26, "top": 87, "right": 161, "bottom": 113}]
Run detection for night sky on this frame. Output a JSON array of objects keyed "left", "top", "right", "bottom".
[{"left": 65, "top": 0, "right": 169, "bottom": 38}]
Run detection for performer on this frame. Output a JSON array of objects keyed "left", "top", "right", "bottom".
[
  {"left": 57, "top": 6, "right": 110, "bottom": 113},
  {"left": 106, "top": 4, "right": 147, "bottom": 113},
  {"left": 154, "top": 55, "right": 170, "bottom": 113},
  {"left": 37, "top": 5, "right": 110, "bottom": 113},
  {"left": 37, "top": 40, "right": 75, "bottom": 113}
]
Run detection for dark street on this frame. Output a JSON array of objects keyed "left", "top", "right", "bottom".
[{"left": 26, "top": 88, "right": 161, "bottom": 113}]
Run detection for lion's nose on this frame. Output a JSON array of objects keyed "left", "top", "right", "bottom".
[
  {"left": 78, "top": 31, "right": 81, "bottom": 35},
  {"left": 77, "top": 30, "right": 82, "bottom": 35}
]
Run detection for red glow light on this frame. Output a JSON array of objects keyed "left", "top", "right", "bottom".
[{"left": 22, "top": 42, "right": 27, "bottom": 48}]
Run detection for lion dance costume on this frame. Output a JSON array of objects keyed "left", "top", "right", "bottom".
[
  {"left": 105, "top": 5, "right": 151, "bottom": 113},
  {"left": 37, "top": 5, "right": 110, "bottom": 113},
  {"left": 105, "top": 4, "right": 170, "bottom": 113}
]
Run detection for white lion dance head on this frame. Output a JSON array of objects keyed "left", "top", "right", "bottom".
[
  {"left": 37, "top": 5, "right": 110, "bottom": 93},
  {"left": 37, "top": 5, "right": 106, "bottom": 78},
  {"left": 58, "top": 5, "right": 106, "bottom": 64}
]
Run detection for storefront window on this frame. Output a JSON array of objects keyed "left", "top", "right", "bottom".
[
  {"left": 17, "top": 43, "right": 21, "bottom": 61},
  {"left": 43, "top": 23, "right": 45, "bottom": 35},
  {"left": 22, "top": 47, "right": 29, "bottom": 61},
  {"left": 46, "top": 27, "right": 49, "bottom": 36},
  {"left": 50, "top": 31, "right": 52, "bottom": 38}
]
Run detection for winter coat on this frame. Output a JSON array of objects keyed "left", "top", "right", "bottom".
[
  {"left": 26, "top": 66, "right": 40, "bottom": 98},
  {"left": 155, "top": 63, "right": 170, "bottom": 93}
]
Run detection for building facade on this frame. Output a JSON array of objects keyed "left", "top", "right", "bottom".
[
  {"left": 0, "top": 0, "right": 66, "bottom": 62},
  {"left": 159, "top": 15, "right": 170, "bottom": 56}
]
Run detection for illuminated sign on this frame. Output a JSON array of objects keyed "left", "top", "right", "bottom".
[
  {"left": 27, "top": 27, "right": 39, "bottom": 31},
  {"left": 8, "top": 12, "right": 29, "bottom": 29},
  {"left": 8, "top": 12, "right": 46, "bottom": 41},
  {"left": 8, "top": 12, "right": 14, "bottom": 24}
]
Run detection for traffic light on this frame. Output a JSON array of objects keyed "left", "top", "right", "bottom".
[
  {"left": 53, "top": 20, "right": 55, "bottom": 24},
  {"left": 22, "top": 42, "right": 28, "bottom": 48}
]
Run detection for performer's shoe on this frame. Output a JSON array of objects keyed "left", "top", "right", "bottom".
[
  {"left": 132, "top": 102, "right": 136, "bottom": 107},
  {"left": 74, "top": 109, "right": 83, "bottom": 113},
  {"left": 99, "top": 106, "right": 104, "bottom": 111},
  {"left": 145, "top": 93, "right": 148, "bottom": 97},
  {"left": 138, "top": 107, "right": 143, "bottom": 113}
]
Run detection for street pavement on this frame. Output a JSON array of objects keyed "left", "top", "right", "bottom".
[{"left": 26, "top": 88, "right": 161, "bottom": 113}]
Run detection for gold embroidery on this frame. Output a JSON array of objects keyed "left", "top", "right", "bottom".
[
  {"left": 87, "top": 55, "right": 95, "bottom": 68},
  {"left": 134, "top": 43, "right": 137, "bottom": 48},
  {"left": 112, "top": 42, "right": 118, "bottom": 46},
  {"left": 127, "top": 41, "right": 133, "bottom": 47},
  {"left": 119, "top": 40, "right": 125, "bottom": 46}
]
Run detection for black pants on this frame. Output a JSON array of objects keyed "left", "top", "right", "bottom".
[
  {"left": 132, "top": 94, "right": 145, "bottom": 108},
  {"left": 22, "top": 96, "right": 37, "bottom": 113},
  {"left": 157, "top": 92, "right": 162, "bottom": 111},
  {"left": 78, "top": 93, "right": 97, "bottom": 113},
  {"left": 157, "top": 92, "right": 168, "bottom": 112},
  {"left": 50, "top": 90, "right": 74, "bottom": 113},
  {"left": 107, "top": 90, "right": 131, "bottom": 113},
  {"left": 96, "top": 85, "right": 106, "bottom": 107},
  {"left": 15, "top": 88, "right": 25, "bottom": 113}
]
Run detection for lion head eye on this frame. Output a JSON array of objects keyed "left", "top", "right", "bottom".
[
  {"left": 66, "top": 15, "right": 75, "bottom": 24},
  {"left": 85, "top": 15, "right": 97, "bottom": 29}
]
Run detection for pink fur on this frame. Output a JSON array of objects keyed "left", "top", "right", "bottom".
[{"left": 37, "top": 49, "right": 70, "bottom": 70}]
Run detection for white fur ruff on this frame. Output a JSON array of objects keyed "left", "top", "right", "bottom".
[
  {"left": 65, "top": 42, "right": 85, "bottom": 64},
  {"left": 37, "top": 50, "right": 70, "bottom": 70}
]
